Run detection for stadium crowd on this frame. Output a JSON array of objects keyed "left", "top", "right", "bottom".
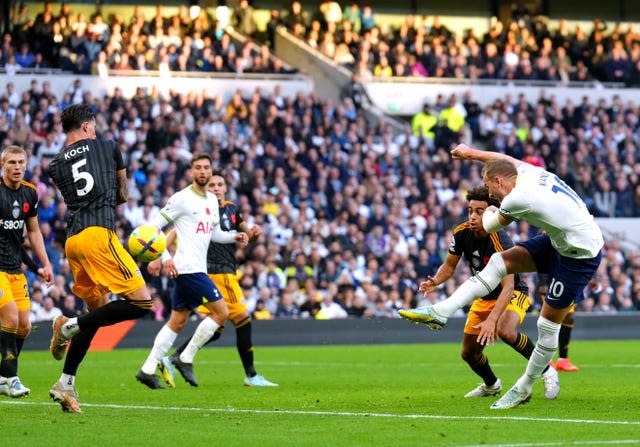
[
  {"left": 285, "top": 1, "right": 640, "bottom": 85},
  {"left": 1, "top": 74, "right": 637, "bottom": 324},
  {"left": 0, "top": 2, "right": 638, "bottom": 323},
  {"left": 2, "top": 2, "right": 640, "bottom": 85},
  {"left": 2, "top": 1, "right": 294, "bottom": 76}
]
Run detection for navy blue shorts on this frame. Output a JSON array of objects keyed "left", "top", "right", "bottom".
[
  {"left": 172, "top": 272, "right": 223, "bottom": 311},
  {"left": 518, "top": 234, "right": 602, "bottom": 309}
]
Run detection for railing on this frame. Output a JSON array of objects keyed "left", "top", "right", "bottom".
[{"left": 104, "top": 68, "right": 308, "bottom": 82}]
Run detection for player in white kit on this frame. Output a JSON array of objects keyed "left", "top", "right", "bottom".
[
  {"left": 400, "top": 144, "right": 603, "bottom": 409},
  {"left": 136, "top": 153, "right": 248, "bottom": 389}
]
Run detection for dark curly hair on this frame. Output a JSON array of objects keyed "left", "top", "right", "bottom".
[{"left": 465, "top": 186, "right": 501, "bottom": 207}]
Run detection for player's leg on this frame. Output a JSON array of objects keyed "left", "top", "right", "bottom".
[
  {"left": 492, "top": 243, "right": 601, "bottom": 409},
  {"left": 162, "top": 310, "right": 223, "bottom": 388},
  {"left": 49, "top": 229, "right": 152, "bottom": 412},
  {"left": 170, "top": 273, "right": 227, "bottom": 387},
  {"left": 234, "top": 313, "right": 277, "bottom": 387},
  {"left": 15, "top": 309, "right": 30, "bottom": 356},
  {"left": 137, "top": 308, "right": 189, "bottom": 389},
  {"left": 497, "top": 292, "right": 559, "bottom": 400},
  {"left": 555, "top": 307, "right": 579, "bottom": 371},
  {"left": 14, "top": 272, "right": 32, "bottom": 359},
  {"left": 49, "top": 296, "right": 106, "bottom": 413},
  {"left": 174, "top": 302, "right": 226, "bottom": 367},
  {"left": 215, "top": 273, "right": 277, "bottom": 387},
  {"left": 50, "top": 229, "right": 152, "bottom": 357},
  {"left": 401, "top": 246, "right": 536, "bottom": 327},
  {"left": 11, "top": 273, "right": 31, "bottom": 388},
  {"left": 461, "top": 302, "right": 500, "bottom": 397},
  {"left": 11, "top": 305, "right": 32, "bottom": 397},
  {"left": 169, "top": 271, "right": 235, "bottom": 357},
  {"left": 0, "top": 284, "right": 28, "bottom": 398},
  {"left": 171, "top": 324, "right": 224, "bottom": 355},
  {"left": 496, "top": 291, "right": 533, "bottom": 359}
]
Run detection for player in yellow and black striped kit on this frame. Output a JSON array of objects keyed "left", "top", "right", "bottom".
[
  {"left": 47, "top": 104, "right": 154, "bottom": 412},
  {"left": 0, "top": 145, "right": 53, "bottom": 397}
]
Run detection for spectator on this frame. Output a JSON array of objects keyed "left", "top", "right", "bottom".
[
  {"left": 274, "top": 291, "right": 301, "bottom": 318},
  {"left": 252, "top": 299, "right": 273, "bottom": 320},
  {"left": 411, "top": 103, "right": 437, "bottom": 143},
  {"left": 315, "top": 290, "right": 347, "bottom": 319},
  {"left": 232, "top": 0, "right": 256, "bottom": 36},
  {"left": 33, "top": 296, "right": 63, "bottom": 322}
]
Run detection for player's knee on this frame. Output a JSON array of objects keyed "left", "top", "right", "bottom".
[
  {"left": 210, "top": 300, "right": 228, "bottom": 324},
  {"left": 460, "top": 346, "right": 481, "bottom": 364},
  {"left": 536, "top": 316, "right": 561, "bottom": 349},
  {"left": 563, "top": 313, "right": 574, "bottom": 326},
  {"left": 219, "top": 305, "right": 229, "bottom": 322},
  {"left": 17, "top": 323, "right": 31, "bottom": 339},
  {"left": 488, "top": 252, "right": 507, "bottom": 274},
  {"left": 168, "top": 318, "right": 187, "bottom": 332},
  {"left": 232, "top": 313, "right": 251, "bottom": 328},
  {"left": 497, "top": 325, "right": 517, "bottom": 345}
]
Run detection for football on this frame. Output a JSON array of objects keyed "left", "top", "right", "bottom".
[{"left": 127, "top": 224, "right": 167, "bottom": 263}]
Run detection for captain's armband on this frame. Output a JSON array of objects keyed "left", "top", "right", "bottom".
[{"left": 482, "top": 208, "right": 504, "bottom": 233}]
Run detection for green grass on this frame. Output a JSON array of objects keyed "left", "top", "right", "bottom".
[{"left": 3, "top": 340, "right": 639, "bottom": 446}]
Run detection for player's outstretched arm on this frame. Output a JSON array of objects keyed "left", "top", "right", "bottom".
[
  {"left": 451, "top": 144, "right": 522, "bottom": 167},
  {"left": 418, "top": 253, "right": 459, "bottom": 294}
]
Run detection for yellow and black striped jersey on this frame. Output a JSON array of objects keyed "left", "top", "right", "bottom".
[
  {"left": 49, "top": 138, "right": 125, "bottom": 237},
  {"left": 206, "top": 200, "right": 244, "bottom": 274},
  {"left": 450, "top": 222, "right": 528, "bottom": 300},
  {"left": 0, "top": 179, "right": 38, "bottom": 273}
]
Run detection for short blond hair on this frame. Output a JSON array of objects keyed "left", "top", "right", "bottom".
[
  {"left": 1, "top": 145, "right": 27, "bottom": 163},
  {"left": 482, "top": 158, "right": 517, "bottom": 179}
]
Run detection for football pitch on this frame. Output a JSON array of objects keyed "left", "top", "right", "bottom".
[{"left": 2, "top": 340, "right": 639, "bottom": 446}]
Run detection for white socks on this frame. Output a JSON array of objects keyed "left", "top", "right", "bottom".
[
  {"left": 62, "top": 317, "right": 80, "bottom": 338},
  {"left": 59, "top": 373, "right": 75, "bottom": 387},
  {"left": 141, "top": 325, "right": 177, "bottom": 374},
  {"left": 515, "top": 316, "right": 561, "bottom": 393},
  {"left": 433, "top": 253, "right": 507, "bottom": 318},
  {"left": 180, "top": 318, "right": 220, "bottom": 363}
]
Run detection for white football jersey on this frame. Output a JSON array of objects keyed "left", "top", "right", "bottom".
[
  {"left": 153, "top": 185, "right": 233, "bottom": 274},
  {"left": 499, "top": 163, "right": 604, "bottom": 259}
]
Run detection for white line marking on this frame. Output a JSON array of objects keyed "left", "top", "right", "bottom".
[
  {"left": 1, "top": 400, "right": 639, "bottom": 425},
  {"left": 457, "top": 440, "right": 640, "bottom": 447}
]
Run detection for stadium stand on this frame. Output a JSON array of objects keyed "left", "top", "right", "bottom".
[{"left": 1, "top": 1, "right": 639, "bottom": 322}]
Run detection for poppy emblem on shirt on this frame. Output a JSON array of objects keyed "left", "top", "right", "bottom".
[
  {"left": 231, "top": 214, "right": 236, "bottom": 225},
  {"left": 23, "top": 202, "right": 30, "bottom": 213},
  {"left": 206, "top": 208, "right": 211, "bottom": 215}
]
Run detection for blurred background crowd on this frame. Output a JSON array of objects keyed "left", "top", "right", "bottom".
[
  {"left": 3, "top": 0, "right": 640, "bottom": 84},
  {"left": 1, "top": 1, "right": 639, "bottom": 323}
]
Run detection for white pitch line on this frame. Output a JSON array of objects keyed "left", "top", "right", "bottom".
[
  {"left": 457, "top": 440, "right": 640, "bottom": 447},
  {"left": 1, "top": 400, "right": 639, "bottom": 426}
]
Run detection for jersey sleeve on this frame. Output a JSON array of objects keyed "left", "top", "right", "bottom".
[
  {"left": 499, "top": 187, "right": 530, "bottom": 222},
  {"left": 158, "top": 193, "right": 184, "bottom": 223},
  {"left": 27, "top": 188, "right": 39, "bottom": 218},
  {"left": 234, "top": 205, "right": 245, "bottom": 230},
  {"left": 449, "top": 230, "right": 463, "bottom": 256},
  {"left": 112, "top": 140, "right": 126, "bottom": 170}
]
